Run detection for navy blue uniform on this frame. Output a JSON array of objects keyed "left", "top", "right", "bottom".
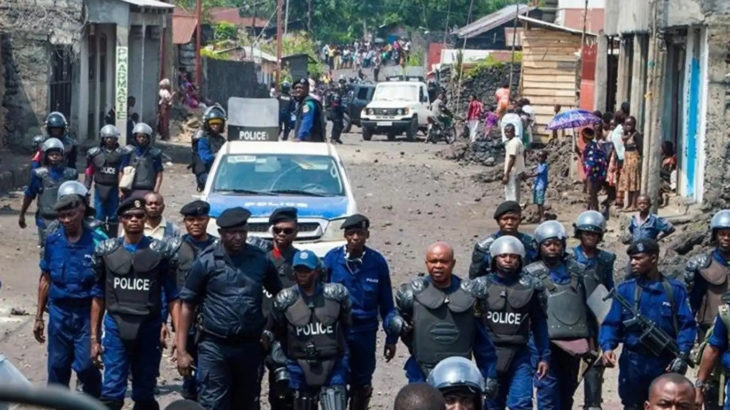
[
  {"left": 180, "top": 242, "right": 282, "bottom": 410},
  {"left": 599, "top": 277, "right": 697, "bottom": 407},
  {"left": 25, "top": 166, "right": 78, "bottom": 242},
  {"left": 294, "top": 96, "right": 325, "bottom": 142},
  {"left": 323, "top": 245, "right": 398, "bottom": 388},
  {"left": 707, "top": 309, "right": 730, "bottom": 409},
  {"left": 469, "top": 231, "right": 537, "bottom": 279},
  {"left": 42, "top": 226, "right": 106, "bottom": 396}
]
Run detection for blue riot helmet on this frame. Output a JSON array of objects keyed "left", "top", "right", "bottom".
[
  {"left": 427, "top": 357, "right": 485, "bottom": 410},
  {"left": 711, "top": 210, "right": 730, "bottom": 241},
  {"left": 573, "top": 210, "right": 606, "bottom": 240},
  {"left": 45, "top": 111, "right": 68, "bottom": 137},
  {"left": 489, "top": 235, "right": 526, "bottom": 272}
]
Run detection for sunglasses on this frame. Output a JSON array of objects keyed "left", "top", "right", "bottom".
[
  {"left": 121, "top": 213, "right": 145, "bottom": 220},
  {"left": 273, "top": 227, "right": 295, "bottom": 235}
]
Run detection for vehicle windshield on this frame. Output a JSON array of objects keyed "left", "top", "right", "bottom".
[
  {"left": 372, "top": 84, "right": 418, "bottom": 102},
  {"left": 212, "top": 153, "right": 345, "bottom": 197}
]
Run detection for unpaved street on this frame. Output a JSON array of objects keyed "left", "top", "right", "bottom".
[{"left": 0, "top": 132, "right": 625, "bottom": 408}]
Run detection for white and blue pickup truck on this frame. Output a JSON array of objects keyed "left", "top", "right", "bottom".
[{"left": 200, "top": 141, "right": 357, "bottom": 256}]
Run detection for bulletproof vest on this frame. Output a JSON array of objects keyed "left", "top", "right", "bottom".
[
  {"left": 294, "top": 96, "right": 325, "bottom": 142},
  {"left": 130, "top": 149, "right": 158, "bottom": 190},
  {"left": 698, "top": 257, "right": 730, "bottom": 326},
  {"left": 262, "top": 248, "right": 297, "bottom": 317},
  {"left": 36, "top": 167, "right": 78, "bottom": 219},
  {"left": 412, "top": 282, "right": 476, "bottom": 376},
  {"left": 103, "top": 243, "right": 163, "bottom": 317},
  {"left": 279, "top": 95, "right": 292, "bottom": 113},
  {"left": 92, "top": 148, "right": 122, "bottom": 186},
  {"left": 532, "top": 261, "right": 590, "bottom": 340},
  {"left": 175, "top": 240, "right": 197, "bottom": 290},
  {"left": 484, "top": 278, "right": 533, "bottom": 346}
]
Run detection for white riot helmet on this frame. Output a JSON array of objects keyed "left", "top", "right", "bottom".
[
  {"left": 100, "top": 124, "right": 121, "bottom": 139},
  {"left": 41, "top": 138, "right": 64, "bottom": 153},
  {"left": 711, "top": 210, "right": 730, "bottom": 241},
  {"left": 132, "top": 122, "right": 154, "bottom": 137},
  {"left": 534, "top": 220, "right": 567, "bottom": 246},
  {"left": 57, "top": 181, "right": 89, "bottom": 200},
  {"left": 427, "top": 356, "right": 485, "bottom": 397},
  {"left": 573, "top": 210, "right": 606, "bottom": 238},
  {"left": 489, "top": 236, "right": 526, "bottom": 260}
]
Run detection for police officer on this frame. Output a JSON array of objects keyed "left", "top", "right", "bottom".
[
  {"left": 695, "top": 284, "right": 730, "bottom": 408},
  {"left": 90, "top": 196, "right": 181, "bottom": 410},
  {"left": 120, "top": 123, "right": 163, "bottom": 199},
  {"left": 44, "top": 111, "right": 78, "bottom": 169},
  {"left": 279, "top": 82, "right": 295, "bottom": 140},
  {"left": 292, "top": 78, "right": 325, "bottom": 142},
  {"left": 327, "top": 94, "right": 345, "bottom": 145},
  {"left": 19, "top": 138, "right": 79, "bottom": 246},
  {"left": 685, "top": 209, "right": 730, "bottom": 409},
  {"left": 571, "top": 210, "right": 616, "bottom": 410},
  {"left": 262, "top": 207, "right": 301, "bottom": 410},
  {"left": 33, "top": 194, "right": 105, "bottom": 396},
  {"left": 323, "top": 214, "right": 398, "bottom": 410},
  {"left": 167, "top": 200, "right": 217, "bottom": 401},
  {"left": 469, "top": 201, "right": 537, "bottom": 279},
  {"left": 391, "top": 241, "right": 498, "bottom": 393},
  {"left": 42, "top": 181, "right": 107, "bottom": 247},
  {"left": 523, "top": 220, "right": 596, "bottom": 409},
  {"left": 192, "top": 105, "right": 226, "bottom": 190},
  {"left": 477, "top": 236, "right": 550, "bottom": 410},
  {"left": 427, "top": 356, "right": 488, "bottom": 410},
  {"left": 85, "top": 124, "right": 125, "bottom": 236},
  {"left": 264, "top": 250, "right": 351, "bottom": 410},
  {"left": 176, "top": 207, "right": 282, "bottom": 409},
  {"left": 599, "top": 239, "right": 697, "bottom": 410}
]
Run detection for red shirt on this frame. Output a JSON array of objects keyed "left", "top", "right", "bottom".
[{"left": 467, "top": 100, "right": 483, "bottom": 120}]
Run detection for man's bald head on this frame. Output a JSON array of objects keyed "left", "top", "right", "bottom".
[
  {"left": 644, "top": 373, "right": 694, "bottom": 410},
  {"left": 425, "top": 241, "right": 456, "bottom": 288},
  {"left": 426, "top": 241, "right": 454, "bottom": 259},
  {"left": 394, "top": 383, "right": 446, "bottom": 410}
]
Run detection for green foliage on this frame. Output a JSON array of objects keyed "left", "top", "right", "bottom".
[
  {"left": 213, "top": 22, "right": 238, "bottom": 41},
  {"left": 200, "top": 46, "right": 229, "bottom": 60},
  {"left": 465, "top": 52, "right": 521, "bottom": 79},
  {"left": 173, "top": 0, "right": 236, "bottom": 11},
  {"left": 407, "top": 51, "right": 424, "bottom": 66}
]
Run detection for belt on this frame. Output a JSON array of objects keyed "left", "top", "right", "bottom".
[
  {"left": 51, "top": 298, "right": 93, "bottom": 307},
  {"left": 201, "top": 329, "right": 260, "bottom": 345}
]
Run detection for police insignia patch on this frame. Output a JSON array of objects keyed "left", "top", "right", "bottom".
[
  {"left": 302, "top": 104, "right": 310, "bottom": 114},
  {"left": 134, "top": 200, "right": 142, "bottom": 208}
]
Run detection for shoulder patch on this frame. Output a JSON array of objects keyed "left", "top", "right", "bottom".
[
  {"left": 302, "top": 103, "right": 311, "bottom": 114},
  {"left": 273, "top": 287, "right": 299, "bottom": 311},
  {"left": 323, "top": 283, "right": 350, "bottom": 302},
  {"left": 96, "top": 238, "right": 120, "bottom": 255}
]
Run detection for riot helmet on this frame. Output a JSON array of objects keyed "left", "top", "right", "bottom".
[
  {"left": 45, "top": 111, "right": 68, "bottom": 137},
  {"left": 203, "top": 104, "right": 227, "bottom": 131},
  {"left": 57, "top": 181, "right": 88, "bottom": 200},
  {"left": 489, "top": 235, "right": 526, "bottom": 274},
  {"left": 41, "top": 138, "right": 65, "bottom": 154},
  {"left": 132, "top": 122, "right": 153, "bottom": 137},
  {"left": 281, "top": 81, "right": 291, "bottom": 94},
  {"left": 427, "top": 357, "right": 484, "bottom": 410},
  {"left": 573, "top": 210, "right": 606, "bottom": 239},
  {"left": 99, "top": 124, "right": 121, "bottom": 140},
  {"left": 534, "top": 220, "right": 567, "bottom": 245},
  {"left": 32, "top": 135, "right": 46, "bottom": 149},
  {"left": 711, "top": 210, "right": 730, "bottom": 241}
]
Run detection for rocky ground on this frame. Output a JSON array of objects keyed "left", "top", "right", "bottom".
[{"left": 0, "top": 124, "right": 707, "bottom": 409}]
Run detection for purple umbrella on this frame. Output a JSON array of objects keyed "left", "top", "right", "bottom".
[{"left": 546, "top": 109, "right": 601, "bottom": 130}]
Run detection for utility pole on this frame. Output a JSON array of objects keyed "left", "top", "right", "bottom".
[
  {"left": 249, "top": 0, "right": 257, "bottom": 61},
  {"left": 307, "top": 0, "right": 312, "bottom": 33},
  {"left": 195, "top": 0, "right": 202, "bottom": 90},
  {"left": 276, "top": 0, "right": 282, "bottom": 89},
  {"left": 645, "top": 0, "right": 666, "bottom": 212},
  {"left": 508, "top": 2, "right": 520, "bottom": 93},
  {"left": 284, "top": 0, "right": 289, "bottom": 35},
  {"left": 455, "top": 0, "right": 475, "bottom": 114}
]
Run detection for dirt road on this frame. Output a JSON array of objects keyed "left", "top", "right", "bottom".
[{"left": 0, "top": 132, "right": 626, "bottom": 408}]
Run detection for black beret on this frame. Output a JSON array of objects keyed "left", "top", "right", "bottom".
[
  {"left": 494, "top": 201, "right": 522, "bottom": 219},
  {"left": 269, "top": 207, "right": 298, "bottom": 225},
  {"left": 181, "top": 200, "right": 210, "bottom": 217},
  {"left": 627, "top": 238, "right": 660, "bottom": 256},
  {"left": 54, "top": 195, "right": 82, "bottom": 212},
  {"left": 341, "top": 214, "right": 369, "bottom": 230},
  {"left": 118, "top": 196, "right": 146, "bottom": 215},
  {"left": 217, "top": 207, "right": 251, "bottom": 229},
  {"left": 294, "top": 78, "right": 309, "bottom": 87}
]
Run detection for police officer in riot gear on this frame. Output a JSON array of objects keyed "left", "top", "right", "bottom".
[
  {"left": 45, "top": 111, "right": 78, "bottom": 169},
  {"left": 292, "top": 78, "right": 325, "bottom": 142},
  {"left": 120, "top": 123, "right": 163, "bottom": 199},
  {"left": 476, "top": 236, "right": 550, "bottom": 410},
  {"left": 192, "top": 105, "right": 226, "bottom": 191},
  {"left": 19, "top": 138, "right": 79, "bottom": 246},
  {"left": 279, "top": 82, "right": 296, "bottom": 140},
  {"left": 86, "top": 125, "right": 125, "bottom": 236},
  {"left": 391, "top": 241, "right": 498, "bottom": 392},
  {"left": 327, "top": 94, "right": 345, "bottom": 144},
  {"left": 33, "top": 193, "right": 106, "bottom": 397},
  {"left": 469, "top": 201, "right": 537, "bottom": 279},
  {"left": 90, "top": 196, "right": 181, "bottom": 410},
  {"left": 263, "top": 250, "right": 351, "bottom": 410},
  {"left": 42, "top": 181, "right": 107, "bottom": 239},
  {"left": 600, "top": 239, "right": 697, "bottom": 410},
  {"left": 262, "top": 207, "right": 301, "bottom": 410},
  {"left": 524, "top": 220, "right": 597, "bottom": 409},
  {"left": 427, "top": 356, "right": 490, "bottom": 410},
  {"left": 571, "top": 210, "right": 616, "bottom": 410},
  {"left": 167, "top": 200, "right": 217, "bottom": 401},
  {"left": 177, "top": 207, "right": 282, "bottom": 410}
]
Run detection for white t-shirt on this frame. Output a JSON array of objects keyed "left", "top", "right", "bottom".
[
  {"left": 501, "top": 113, "right": 523, "bottom": 144},
  {"left": 504, "top": 137, "right": 525, "bottom": 174}
]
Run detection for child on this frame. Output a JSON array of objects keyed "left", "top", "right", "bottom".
[
  {"left": 628, "top": 195, "right": 675, "bottom": 242},
  {"left": 528, "top": 151, "right": 549, "bottom": 222},
  {"left": 582, "top": 127, "right": 607, "bottom": 211},
  {"left": 482, "top": 105, "right": 499, "bottom": 139}
]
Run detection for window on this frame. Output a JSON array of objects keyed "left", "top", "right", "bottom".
[
  {"left": 49, "top": 45, "right": 73, "bottom": 118},
  {"left": 357, "top": 87, "right": 370, "bottom": 100}
]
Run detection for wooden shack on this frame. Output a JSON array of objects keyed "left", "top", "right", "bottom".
[{"left": 518, "top": 15, "right": 596, "bottom": 140}]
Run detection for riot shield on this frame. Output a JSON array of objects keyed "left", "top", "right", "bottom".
[{"left": 227, "top": 97, "right": 280, "bottom": 142}]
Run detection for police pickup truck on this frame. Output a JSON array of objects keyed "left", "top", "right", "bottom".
[{"left": 200, "top": 141, "right": 357, "bottom": 256}]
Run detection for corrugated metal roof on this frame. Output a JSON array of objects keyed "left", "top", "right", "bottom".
[
  {"left": 119, "top": 0, "right": 174, "bottom": 9},
  {"left": 455, "top": 4, "right": 533, "bottom": 39},
  {"left": 519, "top": 15, "right": 597, "bottom": 36},
  {"left": 173, "top": 15, "right": 197, "bottom": 44},
  {"left": 208, "top": 8, "right": 268, "bottom": 28}
]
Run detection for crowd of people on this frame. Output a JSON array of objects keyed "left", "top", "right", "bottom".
[{"left": 320, "top": 38, "right": 412, "bottom": 72}]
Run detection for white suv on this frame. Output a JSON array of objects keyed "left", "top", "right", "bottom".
[{"left": 360, "top": 81, "right": 433, "bottom": 141}]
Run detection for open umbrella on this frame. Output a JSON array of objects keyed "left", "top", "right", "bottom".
[{"left": 546, "top": 109, "right": 601, "bottom": 130}]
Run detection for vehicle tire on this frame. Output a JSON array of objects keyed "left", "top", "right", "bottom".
[
  {"left": 343, "top": 114, "right": 353, "bottom": 133},
  {"left": 362, "top": 127, "right": 373, "bottom": 141},
  {"left": 406, "top": 117, "right": 418, "bottom": 141},
  {"left": 387, "top": 132, "right": 396, "bottom": 141},
  {"left": 445, "top": 126, "right": 457, "bottom": 144}
]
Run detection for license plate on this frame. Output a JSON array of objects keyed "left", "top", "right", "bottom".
[{"left": 377, "top": 121, "right": 392, "bottom": 126}]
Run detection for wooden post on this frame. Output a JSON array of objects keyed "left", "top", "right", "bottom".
[
  {"left": 284, "top": 0, "right": 289, "bottom": 35},
  {"left": 508, "top": 3, "right": 520, "bottom": 93},
  {"left": 455, "top": 0, "right": 475, "bottom": 114},
  {"left": 645, "top": 0, "right": 666, "bottom": 212},
  {"left": 195, "top": 0, "right": 202, "bottom": 91},
  {"left": 616, "top": 36, "right": 630, "bottom": 109},
  {"left": 594, "top": 31, "right": 608, "bottom": 111},
  {"left": 275, "top": 0, "right": 282, "bottom": 89}
]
